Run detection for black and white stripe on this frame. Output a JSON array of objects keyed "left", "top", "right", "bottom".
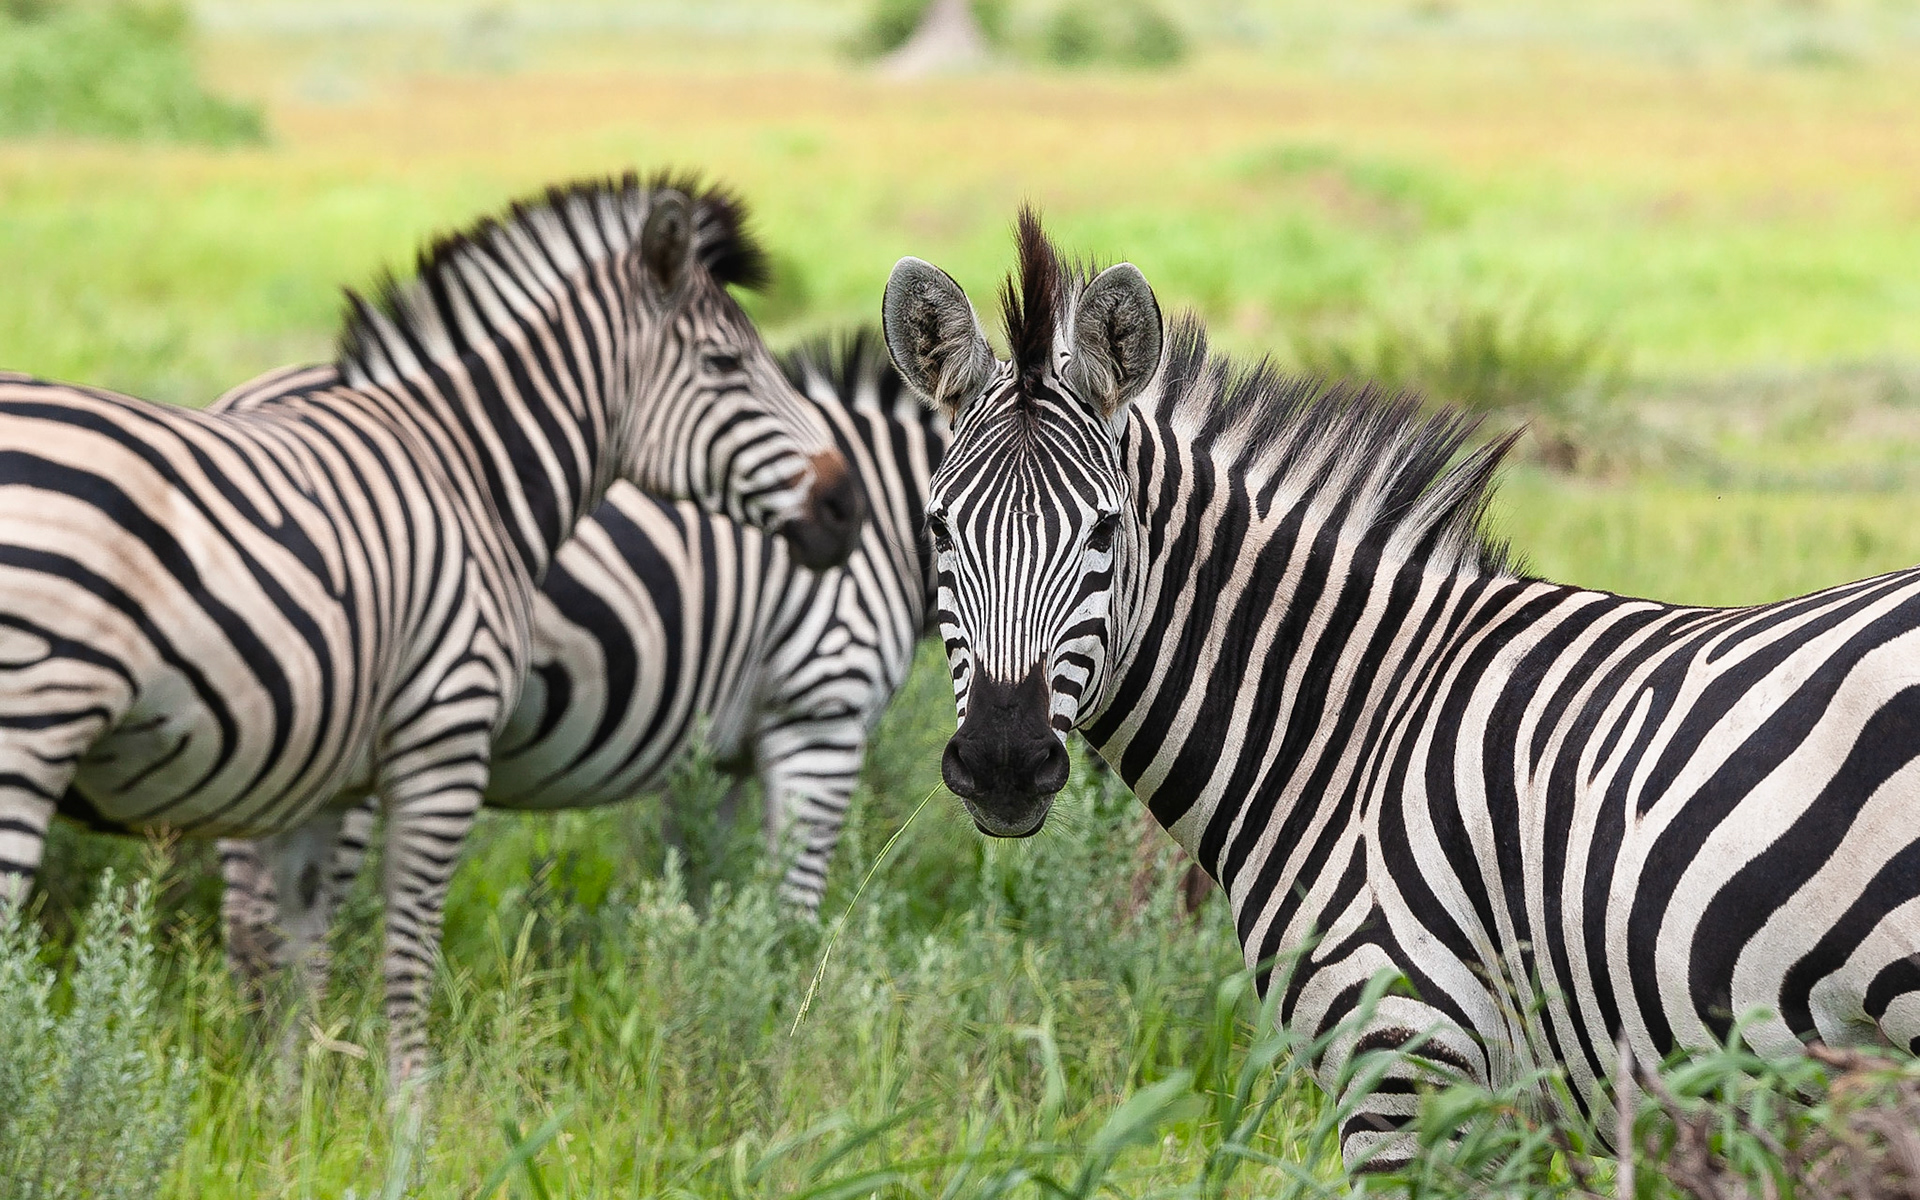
[
  {"left": 0, "top": 173, "right": 858, "bottom": 1079},
  {"left": 219, "top": 331, "right": 942, "bottom": 944},
  {"left": 885, "top": 212, "right": 1920, "bottom": 1173}
]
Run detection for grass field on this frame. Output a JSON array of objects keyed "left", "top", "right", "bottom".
[{"left": 7, "top": 2, "right": 1920, "bottom": 1195}]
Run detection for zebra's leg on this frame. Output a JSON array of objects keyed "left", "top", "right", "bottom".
[
  {"left": 379, "top": 773, "right": 484, "bottom": 1085},
  {"left": 0, "top": 790, "right": 54, "bottom": 907},
  {"left": 260, "top": 811, "right": 350, "bottom": 1059},
  {"left": 220, "top": 799, "right": 376, "bottom": 1006},
  {"left": 218, "top": 836, "right": 281, "bottom": 998},
  {"left": 757, "top": 717, "right": 864, "bottom": 919},
  {"left": 328, "top": 799, "right": 379, "bottom": 900},
  {"left": 1293, "top": 951, "right": 1491, "bottom": 1174}
]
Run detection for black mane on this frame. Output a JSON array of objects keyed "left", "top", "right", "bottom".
[
  {"left": 336, "top": 171, "right": 768, "bottom": 385},
  {"left": 777, "top": 327, "right": 905, "bottom": 415},
  {"left": 1158, "top": 315, "right": 1520, "bottom": 576},
  {"left": 999, "top": 207, "right": 1096, "bottom": 409}
]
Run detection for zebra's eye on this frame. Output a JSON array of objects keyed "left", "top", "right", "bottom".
[
  {"left": 927, "top": 512, "right": 953, "bottom": 553},
  {"left": 1086, "top": 512, "right": 1119, "bottom": 553},
  {"left": 703, "top": 352, "right": 743, "bottom": 375}
]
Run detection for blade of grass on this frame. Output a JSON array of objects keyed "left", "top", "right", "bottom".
[
  {"left": 476, "top": 1104, "right": 574, "bottom": 1200},
  {"left": 790, "top": 783, "right": 939, "bottom": 1035}
]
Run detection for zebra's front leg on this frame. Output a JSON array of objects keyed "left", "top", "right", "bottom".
[
  {"left": 1298, "top": 958, "right": 1491, "bottom": 1174},
  {"left": 758, "top": 718, "right": 864, "bottom": 919},
  {"left": 379, "top": 771, "right": 484, "bottom": 1085},
  {"left": 0, "top": 790, "right": 55, "bottom": 908}
]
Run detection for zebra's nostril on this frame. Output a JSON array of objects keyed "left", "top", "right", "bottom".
[
  {"left": 942, "top": 738, "right": 979, "bottom": 799},
  {"left": 816, "top": 473, "right": 862, "bottom": 532}
]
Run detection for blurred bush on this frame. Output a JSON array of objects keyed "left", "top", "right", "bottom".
[
  {"left": 1041, "top": 0, "right": 1187, "bottom": 68},
  {"left": 851, "top": 0, "right": 1187, "bottom": 69},
  {"left": 848, "top": 0, "right": 1008, "bottom": 59},
  {"left": 1294, "top": 303, "right": 1670, "bottom": 475},
  {"left": 0, "top": 0, "right": 265, "bottom": 144}
]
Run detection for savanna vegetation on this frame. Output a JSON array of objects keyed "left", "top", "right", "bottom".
[{"left": 4, "top": 1, "right": 1920, "bottom": 1195}]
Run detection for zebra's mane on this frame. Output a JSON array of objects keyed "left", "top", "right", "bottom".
[
  {"left": 1006, "top": 212, "right": 1519, "bottom": 578},
  {"left": 1154, "top": 318, "right": 1520, "bottom": 577},
  {"left": 336, "top": 171, "right": 768, "bottom": 388},
  {"left": 776, "top": 327, "right": 907, "bottom": 417}
]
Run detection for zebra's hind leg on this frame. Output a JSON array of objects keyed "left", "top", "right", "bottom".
[
  {"left": 254, "top": 811, "right": 351, "bottom": 1069},
  {"left": 218, "top": 837, "right": 282, "bottom": 1002},
  {"left": 221, "top": 801, "right": 377, "bottom": 1009},
  {"left": 756, "top": 717, "right": 864, "bottom": 920}
]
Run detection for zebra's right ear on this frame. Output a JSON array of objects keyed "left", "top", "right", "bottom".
[
  {"left": 641, "top": 190, "right": 696, "bottom": 299},
  {"left": 1069, "top": 262, "right": 1162, "bottom": 424},
  {"left": 883, "top": 257, "right": 993, "bottom": 415}
]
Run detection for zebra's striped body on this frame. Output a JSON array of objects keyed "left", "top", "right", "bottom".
[
  {"left": 885, "top": 215, "right": 1920, "bottom": 1172},
  {"left": 219, "top": 332, "right": 941, "bottom": 937},
  {"left": 0, "top": 175, "right": 858, "bottom": 1077}
]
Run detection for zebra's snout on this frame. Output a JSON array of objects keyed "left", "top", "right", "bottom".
[
  {"left": 943, "top": 667, "right": 1068, "bottom": 838},
  {"left": 783, "top": 451, "right": 865, "bottom": 571}
]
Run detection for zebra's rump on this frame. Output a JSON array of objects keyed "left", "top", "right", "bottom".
[{"left": 0, "top": 380, "right": 431, "bottom": 836}]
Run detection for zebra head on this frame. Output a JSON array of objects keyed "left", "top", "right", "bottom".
[
  {"left": 624, "top": 184, "right": 864, "bottom": 570},
  {"left": 883, "top": 212, "right": 1163, "bottom": 838}
]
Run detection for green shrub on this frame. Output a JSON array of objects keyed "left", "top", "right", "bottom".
[
  {"left": 0, "top": 874, "right": 194, "bottom": 1200},
  {"left": 1042, "top": 0, "right": 1188, "bottom": 68},
  {"left": 1294, "top": 303, "right": 1655, "bottom": 474},
  {"left": 0, "top": 0, "right": 265, "bottom": 144},
  {"left": 848, "top": 0, "right": 1010, "bottom": 59}
]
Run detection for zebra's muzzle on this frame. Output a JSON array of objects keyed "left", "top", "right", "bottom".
[
  {"left": 942, "top": 667, "right": 1069, "bottom": 838},
  {"left": 782, "top": 451, "right": 865, "bottom": 571}
]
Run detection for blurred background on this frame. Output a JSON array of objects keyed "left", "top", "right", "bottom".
[{"left": 4, "top": 2, "right": 1920, "bottom": 1194}]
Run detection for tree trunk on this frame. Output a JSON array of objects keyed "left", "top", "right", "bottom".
[{"left": 880, "top": 0, "right": 991, "bottom": 77}]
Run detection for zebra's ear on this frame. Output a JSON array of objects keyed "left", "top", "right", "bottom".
[
  {"left": 1069, "top": 263, "right": 1162, "bottom": 422},
  {"left": 883, "top": 257, "right": 993, "bottom": 415},
  {"left": 641, "top": 190, "right": 696, "bottom": 299}
]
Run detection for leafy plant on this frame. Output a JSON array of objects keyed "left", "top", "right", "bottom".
[
  {"left": 0, "top": 0, "right": 264, "bottom": 144},
  {"left": 1042, "top": 0, "right": 1188, "bottom": 68},
  {"left": 0, "top": 874, "right": 194, "bottom": 1200},
  {"left": 847, "top": 0, "right": 1009, "bottom": 59}
]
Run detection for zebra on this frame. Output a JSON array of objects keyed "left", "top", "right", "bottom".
[
  {"left": 216, "top": 328, "right": 945, "bottom": 968},
  {"left": 881, "top": 210, "right": 1920, "bottom": 1173},
  {"left": 0, "top": 172, "right": 862, "bottom": 1080}
]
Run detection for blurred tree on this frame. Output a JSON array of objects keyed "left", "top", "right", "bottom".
[{"left": 877, "top": 0, "right": 992, "bottom": 75}]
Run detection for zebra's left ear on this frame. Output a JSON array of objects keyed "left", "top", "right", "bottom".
[
  {"left": 1069, "top": 263, "right": 1162, "bottom": 424},
  {"left": 883, "top": 257, "right": 994, "bottom": 416}
]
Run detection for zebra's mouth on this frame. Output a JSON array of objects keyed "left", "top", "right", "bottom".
[{"left": 966, "top": 795, "right": 1053, "bottom": 839}]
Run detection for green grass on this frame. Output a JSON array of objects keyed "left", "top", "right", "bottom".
[{"left": 6, "top": 1, "right": 1920, "bottom": 1195}]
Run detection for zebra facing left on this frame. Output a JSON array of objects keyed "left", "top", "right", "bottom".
[
  {"left": 884, "top": 211, "right": 1920, "bottom": 1174},
  {"left": 0, "top": 172, "right": 860, "bottom": 1080},
  {"left": 215, "top": 329, "right": 945, "bottom": 969}
]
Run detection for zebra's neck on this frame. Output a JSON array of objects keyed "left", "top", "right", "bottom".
[
  {"left": 334, "top": 191, "right": 653, "bottom": 583},
  {"left": 1082, "top": 400, "right": 1522, "bottom": 934}
]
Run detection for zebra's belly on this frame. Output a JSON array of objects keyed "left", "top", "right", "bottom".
[
  {"left": 482, "top": 672, "right": 756, "bottom": 813},
  {"left": 66, "top": 668, "right": 376, "bottom": 838}
]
